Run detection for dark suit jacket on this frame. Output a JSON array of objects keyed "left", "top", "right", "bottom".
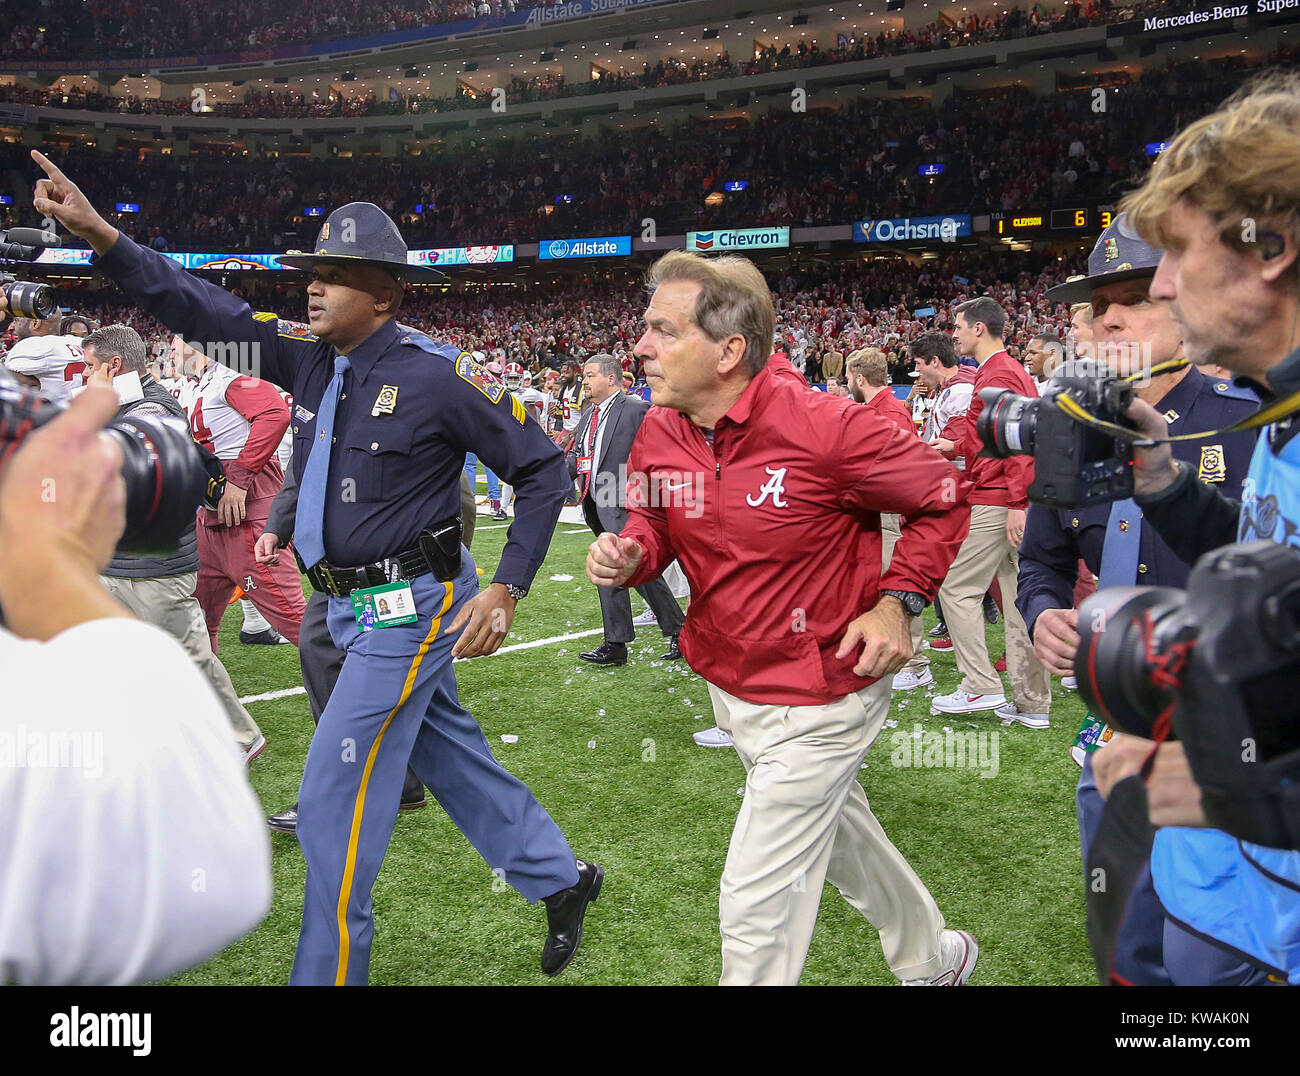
[{"left": 565, "top": 391, "right": 651, "bottom": 533}]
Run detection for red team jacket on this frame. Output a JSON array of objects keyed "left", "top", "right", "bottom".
[
  {"left": 621, "top": 362, "right": 972, "bottom": 705},
  {"left": 951, "top": 350, "right": 1037, "bottom": 509},
  {"left": 865, "top": 386, "right": 916, "bottom": 435}
]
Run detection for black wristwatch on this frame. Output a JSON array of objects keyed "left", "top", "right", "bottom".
[
  {"left": 881, "top": 589, "right": 927, "bottom": 617},
  {"left": 502, "top": 583, "right": 528, "bottom": 601}
]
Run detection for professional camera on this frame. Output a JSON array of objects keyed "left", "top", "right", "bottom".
[
  {"left": 0, "top": 368, "right": 209, "bottom": 554},
  {"left": 976, "top": 374, "right": 1137, "bottom": 509},
  {"left": 1075, "top": 541, "right": 1300, "bottom": 849},
  {"left": 0, "top": 227, "right": 60, "bottom": 321}
]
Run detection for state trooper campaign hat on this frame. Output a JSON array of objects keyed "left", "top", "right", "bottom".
[
  {"left": 1045, "top": 211, "right": 1164, "bottom": 304},
  {"left": 278, "top": 201, "right": 447, "bottom": 282}
]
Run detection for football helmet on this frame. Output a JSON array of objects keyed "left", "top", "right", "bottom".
[{"left": 503, "top": 362, "right": 525, "bottom": 391}]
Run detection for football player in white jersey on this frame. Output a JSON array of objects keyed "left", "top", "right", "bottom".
[
  {"left": 173, "top": 337, "right": 305, "bottom": 650},
  {"left": 2, "top": 314, "right": 86, "bottom": 403},
  {"left": 515, "top": 371, "right": 549, "bottom": 428}
]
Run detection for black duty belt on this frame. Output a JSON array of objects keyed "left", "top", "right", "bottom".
[{"left": 298, "top": 517, "right": 463, "bottom": 597}]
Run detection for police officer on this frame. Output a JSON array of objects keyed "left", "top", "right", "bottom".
[
  {"left": 34, "top": 151, "right": 603, "bottom": 984},
  {"left": 255, "top": 463, "right": 480, "bottom": 832},
  {"left": 1017, "top": 213, "right": 1259, "bottom": 984}
]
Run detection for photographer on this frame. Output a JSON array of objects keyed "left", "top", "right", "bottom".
[
  {"left": 1017, "top": 214, "right": 1260, "bottom": 985},
  {"left": 1091, "top": 74, "right": 1300, "bottom": 985},
  {"left": 83, "top": 325, "right": 267, "bottom": 762},
  {"left": 0, "top": 374, "right": 270, "bottom": 984}
]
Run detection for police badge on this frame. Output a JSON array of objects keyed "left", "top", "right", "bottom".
[
  {"left": 1198, "top": 444, "right": 1227, "bottom": 483},
  {"left": 372, "top": 385, "right": 399, "bottom": 417}
]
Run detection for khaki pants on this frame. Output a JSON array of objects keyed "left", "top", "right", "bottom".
[
  {"left": 936, "top": 503, "right": 1050, "bottom": 713},
  {"left": 880, "top": 513, "right": 929, "bottom": 675},
  {"left": 709, "top": 676, "right": 946, "bottom": 985},
  {"left": 100, "top": 571, "right": 264, "bottom": 749}
]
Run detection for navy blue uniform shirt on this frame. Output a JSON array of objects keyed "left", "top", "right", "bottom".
[
  {"left": 95, "top": 236, "right": 567, "bottom": 588},
  {"left": 1017, "top": 365, "right": 1260, "bottom": 636}
]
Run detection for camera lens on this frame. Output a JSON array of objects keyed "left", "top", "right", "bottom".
[
  {"left": 104, "top": 414, "right": 210, "bottom": 554},
  {"left": 1, "top": 280, "right": 59, "bottom": 320},
  {"left": 975, "top": 386, "right": 1039, "bottom": 458},
  {"left": 1075, "top": 586, "right": 1187, "bottom": 739}
]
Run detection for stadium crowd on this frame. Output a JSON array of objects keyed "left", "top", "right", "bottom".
[
  {"left": 19, "top": 248, "right": 1083, "bottom": 387},
  {"left": 2, "top": 48, "right": 1292, "bottom": 255},
  {"left": 3, "top": 0, "right": 1172, "bottom": 63}
]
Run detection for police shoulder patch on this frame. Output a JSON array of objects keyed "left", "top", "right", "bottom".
[
  {"left": 275, "top": 318, "right": 316, "bottom": 341},
  {"left": 456, "top": 353, "right": 506, "bottom": 404}
]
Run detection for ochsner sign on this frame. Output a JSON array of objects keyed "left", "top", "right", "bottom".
[{"left": 854, "top": 215, "right": 972, "bottom": 243}]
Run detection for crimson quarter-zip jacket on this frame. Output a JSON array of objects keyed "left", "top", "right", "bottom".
[{"left": 622, "top": 362, "right": 972, "bottom": 705}]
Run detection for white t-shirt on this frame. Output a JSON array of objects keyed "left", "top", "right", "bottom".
[
  {"left": 0, "top": 617, "right": 271, "bottom": 984},
  {"left": 3, "top": 334, "right": 86, "bottom": 404}
]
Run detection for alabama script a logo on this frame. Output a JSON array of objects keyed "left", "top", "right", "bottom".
[{"left": 746, "top": 467, "right": 789, "bottom": 508}]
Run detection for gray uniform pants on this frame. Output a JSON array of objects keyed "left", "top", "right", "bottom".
[{"left": 100, "top": 571, "right": 263, "bottom": 750}]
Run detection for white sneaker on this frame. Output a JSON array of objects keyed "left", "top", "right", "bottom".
[
  {"left": 632, "top": 608, "right": 658, "bottom": 627},
  {"left": 1062, "top": 675, "right": 1079, "bottom": 690},
  {"left": 692, "top": 726, "right": 734, "bottom": 748},
  {"left": 996, "top": 702, "right": 1050, "bottom": 729},
  {"left": 930, "top": 689, "right": 1006, "bottom": 714},
  {"left": 241, "top": 735, "right": 267, "bottom": 765},
  {"left": 903, "top": 929, "right": 979, "bottom": 986},
  {"left": 892, "top": 668, "right": 935, "bottom": 691}
]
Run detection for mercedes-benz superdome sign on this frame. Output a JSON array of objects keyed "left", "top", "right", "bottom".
[
  {"left": 685, "top": 228, "right": 790, "bottom": 252},
  {"left": 538, "top": 236, "right": 632, "bottom": 260},
  {"left": 854, "top": 215, "right": 973, "bottom": 243}
]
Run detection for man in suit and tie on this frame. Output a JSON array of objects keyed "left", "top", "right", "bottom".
[{"left": 568, "top": 353, "right": 685, "bottom": 666}]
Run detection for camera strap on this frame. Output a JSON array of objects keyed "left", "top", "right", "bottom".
[{"left": 1050, "top": 358, "right": 1300, "bottom": 446}]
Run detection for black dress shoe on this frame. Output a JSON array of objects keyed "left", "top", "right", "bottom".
[
  {"left": 400, "top": 768, "right": 427, "bottom": 810},
  {"left": 267, "top": 805, "right": 299, "bottom": 836},
  {"left": 928, "top": 621, "right": 949, "bottom": 638},
  {"left": 541, "top": 860, "right": 604, "bottom": 976},
  {"left": 578, "top": 641, "right": 627, "bottom": 665},
  {"left": 661, "top": 635, "right": 682, "bottom": 661},
  {"left": 982, "top": 594, "right": 1001, "bottom": 625}
]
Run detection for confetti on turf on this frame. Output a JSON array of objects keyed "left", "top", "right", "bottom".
[
  {"left": 550, "top": 574, "right": 574, "bottom": 581},
  {"left": 501, "top": 734, "right": 519, "bottom": 743}
]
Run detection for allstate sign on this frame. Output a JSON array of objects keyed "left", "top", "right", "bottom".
[
  {"left": 538, "top": 236, "right": 631, "bottom": 260},
  {"left": 686, "top": 228, "right": 789, "bottom": 251},
  {"left": 854, "top": 215, "right": 972, "bottom": 243}
]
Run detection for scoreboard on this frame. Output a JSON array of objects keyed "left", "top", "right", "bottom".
[{"left": 992, "top": 206, "right": 1115, "bottom": 237}]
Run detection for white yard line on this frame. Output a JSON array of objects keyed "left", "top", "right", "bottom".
[
  {"left": 236, "top": 627, "right": 605, "bottom": 705},
  {"left": 239, "top": 685, "right": 307, "bottom": 704},
  {"left": 562, "top": 529, "right": 589, "bottom": 535}
]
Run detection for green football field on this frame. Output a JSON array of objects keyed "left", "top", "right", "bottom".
[{"left": 171, "top": 515, "right": 1098, "bottom": 986}]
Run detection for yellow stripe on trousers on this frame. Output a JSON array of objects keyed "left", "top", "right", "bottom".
[{"left": 334, "top": 581, "right": 454, "bottom": 985}]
